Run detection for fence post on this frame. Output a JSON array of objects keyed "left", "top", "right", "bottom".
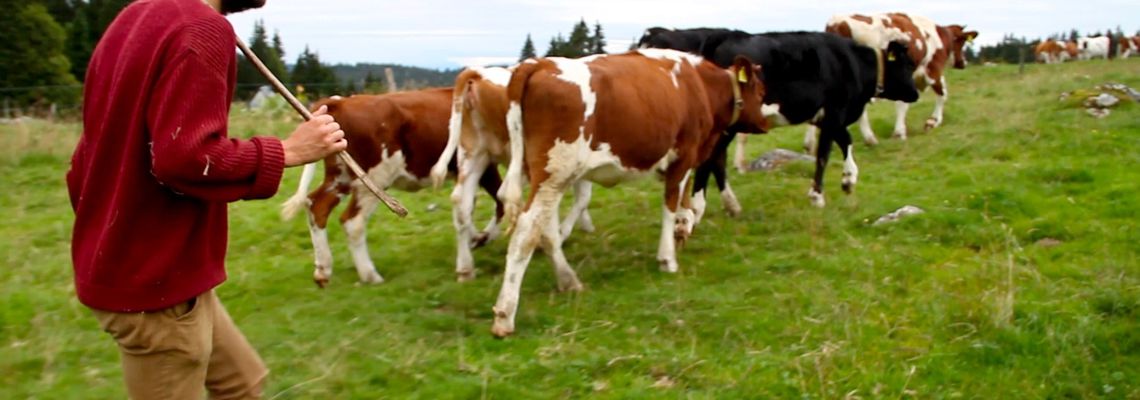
[
  {"left": 1018, "top": 47, "right": 1026, "bottom": 75},
  {"left": 49, "top": 103, "right": 58, "bottom": 121},
  {"left": 384, "top": 67, "right": 398, "bottom": 92},
  {"left": 2, "top": 98, "right": 9, "bottom": 119}
]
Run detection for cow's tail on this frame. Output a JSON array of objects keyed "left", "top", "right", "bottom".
[
  {"left": 281, "top": 96, "right": 343, "bottom": 220},
  {"left": 430, "top": 70, "right": 477, "bottom": 189},
  {"left": 500, "top": 61, "right": 539, "bottom": 231}
]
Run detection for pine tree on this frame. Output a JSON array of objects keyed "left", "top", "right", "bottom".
[
  {"left": 290, "top": 46, "right": 338, "bottom": 98},
  {"left": 249, "top": 20, "right": 287, "bottom": 78},
  {"left": 566, "top": 19, "right": 591, "bottom": 57},
  {"left": 272, "top": 30, "right": 286, "bottom": 61},
  {"left": 546, "top": 34, "right": 566, "bottom": 57},
  {"left": 590, "top": 22, "right": 606, "bottom": 54},
  {"left": 0, "top": 2, "right": 80, "bottom": 105},
  {"left": 1069, "top": 29, "right": 1080, "bottom": 42},
  {"left": 236, "top": 21, "right": 288, "bottom": 100},
  {"left": 65, "top": 1, "right": 94, "bottom": 81},
  {"left": 519, "top": 34, "right": 537, "bottom": 61},
  {"left": 95, "top": 0, "right": 132, "bottom": 36}
]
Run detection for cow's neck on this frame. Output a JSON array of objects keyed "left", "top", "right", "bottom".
[{"left": 697, "top": 65, "right": 743, "bottom": 134}]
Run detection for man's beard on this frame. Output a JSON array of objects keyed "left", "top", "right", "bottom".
[{"left": 221, "top": 0, "right": 266, "bottom": 14}]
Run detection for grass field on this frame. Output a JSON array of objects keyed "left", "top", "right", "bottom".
[{"left": 2, "top": 59, "right": 1138, "bottom": 399}]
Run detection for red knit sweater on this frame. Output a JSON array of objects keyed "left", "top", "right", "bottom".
[{"left": 67, "top": 0, "right": 285, "bottom": 312}]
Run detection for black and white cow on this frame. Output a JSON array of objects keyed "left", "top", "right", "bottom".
[{"left": 638, "top": 28, "right": 920, "bottom": 213}]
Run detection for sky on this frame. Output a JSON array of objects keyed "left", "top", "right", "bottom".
[{"left": 227, "top": 0, "right": 1139, "bottom": 69}]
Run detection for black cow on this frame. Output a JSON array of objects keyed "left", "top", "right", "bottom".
[{"left": 638, "top": 28, "right": 919, "bottom": 217}]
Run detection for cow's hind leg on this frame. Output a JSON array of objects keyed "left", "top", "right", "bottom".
[
  {"left": 307, "top": 181, "right": 342, "bottom": 288},
  {"left": 808, "top": 123, "right": 835, "bottom": 208},
  {"left": 340, "top": 192, "right": 384, "bottom": 284},
  {"left": 733, "top": 134, "right": 749, "bottom": 173},
  {"left": 926, "top": 77, "right": 948, "bottom": 131},
  {"left": 560, "top": 179, "right": 595, "bottom": 239},
  {"left": 492, "top": 181, "right": 569, "bottom": 337},
  {"left": 857, "top": 110, "right": 879, "bottom": 146},
  {"left": 659, "top": 163, "right": 694, "bottom": 273},
  {"left": 474, "top": 157, "right": 504, "bottom": 248},
  {"left": 452, "top": 150, "right": 489, "bottom": 282},
  {"left": 710, "top": 135, "right": 742, "bottom": 218},
  {"left": 893, "top": 101, "right": 911, "bottom": 139}
]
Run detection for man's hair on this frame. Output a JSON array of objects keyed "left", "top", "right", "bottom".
[{"left": 222, "top": 0, "right": 266, "bottom": 14}]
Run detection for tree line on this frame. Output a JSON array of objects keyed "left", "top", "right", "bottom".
[
  {"left": 518, "top": 18, "right": 608, "bottom": 61},
  {"left": 970, "top": 26, "right": 1139, "bottom": 64},
  {"left": 0, "top": 0, "right": 419, "bottom": 109}
]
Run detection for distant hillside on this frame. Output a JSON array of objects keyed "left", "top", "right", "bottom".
[{"left": 329, "top": 63, "right": 462, "bottom": 90}]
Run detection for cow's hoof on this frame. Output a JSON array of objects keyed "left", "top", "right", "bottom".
[
  {"left": 470, "top": 232, "right": 491, "bottom": 249},
  {"left": 491, "top": 309, "right": 514, "bottom": 338},
  {"left": 892, "top": 130, "right": 908, "bottom": 140},
  {"left": 864, "top": 136, "right": 879, "bottom": 146},
  {"left": 808, "top": 189, "right": 826, "bottom": 208},
  {"left": 456, "top": 269, "right": 476, "bottom": 283},
  {"left": 313, "top": 277, "right": 329, "bottom": 289},
  {"left": 358, "top": 271, "right": 384, "bottom": 285},
  {"left": 841, "top": 182, "right": 854, "bottom": 194},
  {"left": 658, "top": 258, "right": 679, "bottom": 273},
  {"left": 924, "top": 119, "right": 938, "bottom": 131},
  {"left": 558, "top": 278, "right": 584, "bottom": 293}
]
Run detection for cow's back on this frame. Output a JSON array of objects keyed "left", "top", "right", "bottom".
[{"left": 324, "top": 88, "right": 453, "bottom": 178}]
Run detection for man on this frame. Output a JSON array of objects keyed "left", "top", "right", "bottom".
[{"left": 66, "top": 0, "right": 346, "bottom": 398}]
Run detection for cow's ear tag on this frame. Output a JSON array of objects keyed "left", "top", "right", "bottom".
[
  {"left": 887, "top": 53, "right": 897, "bottom": 62},
  {"left": 737, "top": 69, "right": 748, "bottom": 83},
  {"left": 967, "top": 36, "right": 975, "bottom": 44}
]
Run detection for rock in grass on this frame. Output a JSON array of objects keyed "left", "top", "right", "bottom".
[
  {"left": 873, "top": 205, "right": 925, "bottom": 226},
  {"left": 748, "top": 148, "right": 814, "bottom": 171},
  {"left": 1086, "top": 108, "right": 1111, "bottom": 118}
]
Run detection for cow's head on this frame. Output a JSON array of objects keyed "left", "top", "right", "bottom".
[
  {"left": 946, "top": 25, "right": 979, "bottom": 69},
  {"left": 729, "top": 56, "right": 770, "bottom": 133},
  {"left": 880, "top": 41, "right": 920, "bottom": 103}
]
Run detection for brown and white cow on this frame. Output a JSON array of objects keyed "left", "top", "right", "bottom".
[
  {"left": 279, "top": 89, "right": 506, "bottom": 286},
  {"left": 490, "top": 50, "right": 770, "bottom": 336},
  {"left": 1035, "top": 39, "right": 1069, "bottom": 64},
  {"left": 826, "top": 13, "right": 978, "bottom": 142},
  {"left": 1119, "top": 35, "right": 1140, "bottom": 58},
  {"left": 428, "top": 67, "right": 595, "bottom": 282}
]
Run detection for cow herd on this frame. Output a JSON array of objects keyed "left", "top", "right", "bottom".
[
  {"left": 1035, "top": 34, "right": 1140, "bottom": 64},
  {"left": 279, "top": 12, "right": 981, "bottom": 336}
]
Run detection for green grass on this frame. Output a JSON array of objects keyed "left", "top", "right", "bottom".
[{"left": 2, "top": 59, "right": 1138, "bottom": 399}]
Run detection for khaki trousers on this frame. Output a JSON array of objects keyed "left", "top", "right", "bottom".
[{"left": 91, "top": 290, "right": 268, "bottom": 400}]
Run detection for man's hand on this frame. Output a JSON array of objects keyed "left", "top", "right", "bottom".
[{"left": 282, "top": 105, "right": 348, "bottom": 167}]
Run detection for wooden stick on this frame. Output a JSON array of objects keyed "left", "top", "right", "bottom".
[{"left": 236, "top": 37, "right": 408, "bottom": 218}]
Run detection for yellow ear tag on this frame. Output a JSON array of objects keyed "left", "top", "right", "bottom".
[
  {"left": 737, "top": 69, "right": 748, "bottom": 83},
  {"left": 887, "top": 53, "right": 896, "bottom": 62},
  {"left": 967, "top": 36, "right": 975, "bottom": 44}
]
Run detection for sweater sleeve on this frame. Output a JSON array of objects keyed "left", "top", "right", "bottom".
[{"left": 146, "top": 17, "right": 285, "bottom": 202}]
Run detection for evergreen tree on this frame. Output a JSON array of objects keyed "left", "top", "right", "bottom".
[
  {"left": 546, "top": 34, "right": 566, "bottom": 57},
  {"left": 590, "top": 22, "right": 606, "bottom": 54},
  {"left": 566, "top": 19, "right": 591, "bottom": 57},
  {"left": 0, "top": 2, "right": 80, "bottom": 105},
  {"left": 95, "top": 0, "right": 132, "bottom": 35},
  {"left": 290, "top": 46, "right": 338, "bottom": 98},
  {"left": 65, "top": 1, "right": 94, "bottom": 81},
  {"left": 1069, "top": 29, "right": 1080, "bottom": 42},
  {"left": 362, "top": 70, "right": 386, "bottom": 93},
  {"left": 272, "top": 30, "right": 286, "bottom": 61},
  {"left": 519, "top": 34, "right": 537, "bottom": 61},
  {"left": 236, "top": 21, "right": 288, "bottom": 100}
]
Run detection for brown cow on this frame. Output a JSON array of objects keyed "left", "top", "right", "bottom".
[
  {"left": 490, "top": 50, "right": 770, "bottom": 336},
  {"left": 428, "top": 67, "right": 594, "bottom": 282},
  {"left": 279, "top": 89, "right": 504, "bottom": 287},
  {"left": 1035, "top": 39, "right": 1068, "bottom": 64},
  {"left": 826, "top": 13, "right": 978, "bottom": 142},
  {"left": 1120, "top": 35, "right": 1140, "bottom": 58}
]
